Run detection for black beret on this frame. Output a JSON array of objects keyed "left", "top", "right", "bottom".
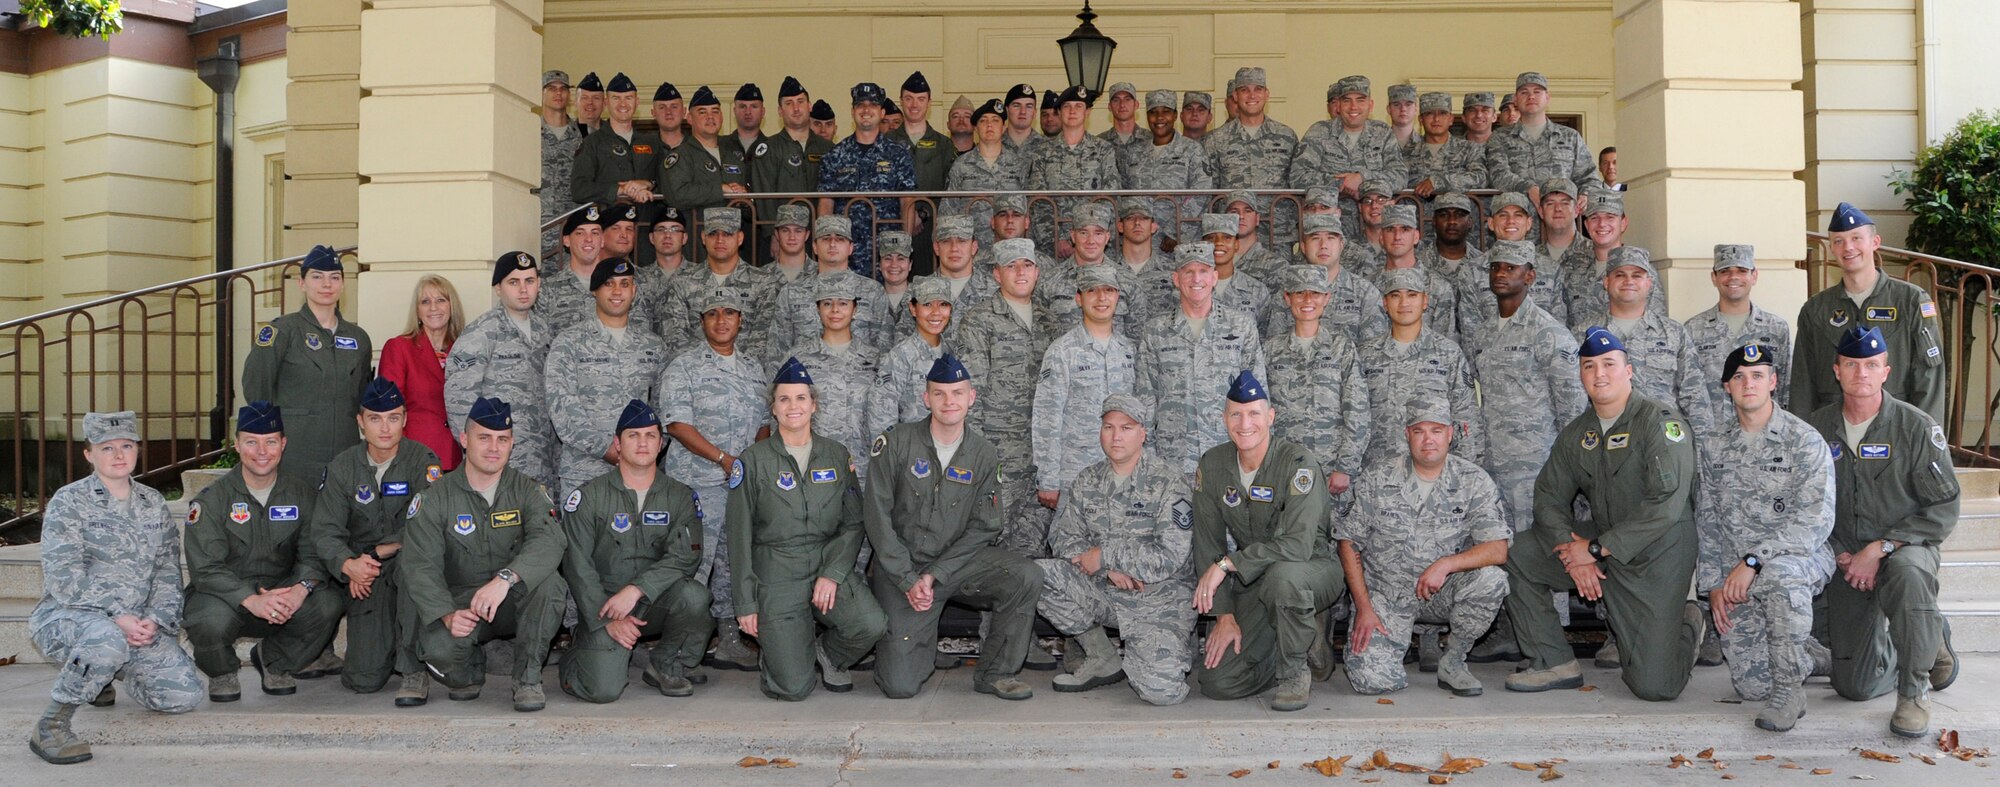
[
  {"left": 1006, "top": 83, "right": 1036, "bottom": 104},
  {"left": 563, "top": 203, "right": 607, "bottom": 235},
  {"left": 810, "top": 99, "right": 835, "bottom": 121},
  {"left": 1041, "top": 89, "right": 1059, "bottom": 110},
  {"left": 492, "top": 250, "right": 537, "bottom": 286},
  {"left": 589, "top": 257, "right": 637, "bottom": 291}
]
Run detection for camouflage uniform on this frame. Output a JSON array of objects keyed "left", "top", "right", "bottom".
[
  {"left": 184, "top": 468, "right": 344, "bottom": 679},
  {"left": 954, "top": 294, "right": 1059, "bottom": 556},
  {"left": 447, "top": 307, "right": 558, "bottom": 491},
  {"left": 1685, "top": 303, "right": 1794, "bottom": 437},
  {"left": 546, "top": 320, "right": 669, "bottom": 496},
  {"left": 1263, "top": 327, "right": 1371, "bottom": 485},
  {"left": 1231, "top": 239, "right": 1290, "bottom": 285},
  {"left": 868, "top": 332, "right": 950, "bottom": 438},
  {"left": 1337, "top": 455, "right": 1510, "bottom": 693},
  {"left": 1365, "top": 263, "right": 1459, "bottom": 342},
  {"left": 1443, "top": 245, "right": 1570, "bottom": 341},
  {"left": 1403, "top": 136, "right": 1488, "bottom": 192},
  {"left": 1358, "top": 327, "right": 1485, "bottom": 469},
  {"left": 788, "top": 337, "right": 881, "bottom": 483},
  {"left": 1123, "top": 133, "right": 1213, "bottom": 243},
  {"left": 660, "top": 264, "right": 782, "bottom": 361},
  {"left": 817, "top": 134, "right": 917, "bottom": 277},
  {"left": 1465, "top": 296, "right": 1585, "bottom": 532},
  {"left": 1558, "top": 245, "right": 1670, "bottom": 331},
  {"left": 533, "top": 267, "right": 601, "bottom": 339},
  {"left": 557, "top": 465, "right": 711, "bottom": 703},
  {"left": 1203, "top": 120, "right": 1299, "bottom": 246},
  {"left": 1570, "top": 309, "right": 1717, "bottom": 439},
  {"left": 944, "top": 147, "right": 1029, "bottom": 248},
  {"left": 1031, "top": 324, "right": 1139, "bottom": 493},
  {"left": 32, "top": 475, "right": 202, "bottom": 712},
  {"left": 1260, "top": 265, "right": 1388, "bottom": 349},
  {"left": 1135, "top": 306, "right": 1268, "bottom": 474},
  {"left": 1024, "top": 134, "right": 1121, "bottom": 251},
  {"left": 1486, "top": 121, "right": 1598, "bottom": 194},
  {"left": 657, "top": 343, "right": 768, "bottom": 620},
  {"left": 1038, "top": 258, "right": 1142, "bottom": 337},
  {"left": 1695, "top": 407, "right": 1835, "bottom": 701},
  {"left": 1213, "top": 270, "right": 1273, "bottom": 326},
  {"left": 1036, "top": 450, "right": 1198, "bottom": 705},
  {"left": 541, "top": 121, "right": 583, "bottom": 254},
  {"left": 307, "top": 439, "right": 442, "bottom": 692},
  {"left": 1291, "top": 117, "right": 1406, "bottom": 232},
  {"left": 771, "top": 269, "right": 894, "bottom": 366}
]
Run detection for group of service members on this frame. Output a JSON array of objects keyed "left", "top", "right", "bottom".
[{"left": 21, "top": 70, "right": 1963, "bottom": 767}]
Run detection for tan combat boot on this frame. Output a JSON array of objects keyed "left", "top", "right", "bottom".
[
  {"left": 394, "top": 671, "right": 429, "bottom": 707},
  {"left": 1931, "top": 620, "right": 1958, "bottom": 691},
  {"left": 1504, "top": 659, "right": 1584, "bottom": 692},
  {"left": 1270, "top": 668, "right": 1312, "bottom": 712},
  {"left": 28, "top": 702, "right": 91, "bottom": 765},
  {"left": 1052, "top": 627, "right": 1126, "bottom": 693},
  {"left": 1891, "top": 693, "right": 1931, "bottom": 739}
]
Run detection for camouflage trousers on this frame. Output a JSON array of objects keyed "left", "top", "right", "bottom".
[
  {"left": 32, "top": 613, "right": 202, "bottom": 712},
  {"left": 1485, "top": 450, "right": 1544, "bottom": 534},
  {"left": 997, "top": 473, "right": 1055, "bottom": 559},
  {"left": 557, "top": 449, "right": 612, "bottom": 501},
  {"left": 1717, "top": 555, "right": 1826, "bottom": 702},
  {"left": 1035, "top": 560, "right": 1198, "bottom": 705},
  {"left": 693, "top": 483, "right": 736, "bottom": 620},
  {"left": 509, "top": 428, "right": 559, "bottom": 496},
  {"left": 1344, "top": 566, "right": 1507, "bottom": 694}
]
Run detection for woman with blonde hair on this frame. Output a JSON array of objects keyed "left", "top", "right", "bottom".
[{"left": 378, "top": 274, "right": 465, "bottom": 468}]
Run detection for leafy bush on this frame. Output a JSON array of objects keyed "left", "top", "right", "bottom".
[
  {"left": 17, "top": 0, "right": 123, "bottom": 40},
  {"left": 1892, "top": 110, "right": 2000, "bottom": 267}
]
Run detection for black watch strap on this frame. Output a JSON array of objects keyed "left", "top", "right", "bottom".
[{"left": 1744, "top": 554, "right": 1762, "bottom": 572}]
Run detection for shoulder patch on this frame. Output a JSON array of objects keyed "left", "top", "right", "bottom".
[
  {"left": 728, "top": 458, "right": 745, "bottom": 489},
  {"left": 254, "top": 324, "right": 276, "bottom": 347},
  {"left": 427, "top": 464, "right": 443, "bottom": 482},
  {"left": 1921, "top": 300, "right": 1937, "bottom": 318},
  {"left": 1931, "top": 424, "right": 1949, "bottom": 451},
  {"left": 1663, "top": 421, "right": 1686, "bottom": 443},
  {"left": 1170, "top": 498, "right": 1193, "bottom": 530},
  {"left": 871, "top": 433, "right": 888, "bottom": 458},
  {"left": 406, "top": 493, "right": 422, "bottom": 518},
  {"left": 564, "top": 489, "right": 583, "bottom": 512},
  {"left": 1291, "top": 467, "right": 1314, "bottom": 495},
  {"left": 186, "top": 502, "right": 201, "bottom": 524}
]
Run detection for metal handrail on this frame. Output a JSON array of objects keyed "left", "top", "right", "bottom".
[{"left": 0, "top": 247, "right": 358, "bottom": 333}]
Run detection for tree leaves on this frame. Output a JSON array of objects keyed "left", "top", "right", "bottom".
[{"left": 16, "top": 0, "right": 124, "bottom": 40}]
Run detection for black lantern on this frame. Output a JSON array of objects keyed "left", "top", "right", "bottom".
[{"left": 1058, "top": 1, "right": 1117, "bottom": 95}]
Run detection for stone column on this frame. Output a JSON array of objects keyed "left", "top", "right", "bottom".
[
  {"left": 353, "top": 0, "right": 542, "bottom": 335},
  {"left": 284, "top": 0, "right": 362, "bottom": 257},
  {"left": 1614, "top": 0, "right": 1808, "bottom": 321}
]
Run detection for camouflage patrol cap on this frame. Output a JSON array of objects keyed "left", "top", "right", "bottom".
[
  {"left": 1606, "top": 245, "right": 1656, "bottom": 278},
  {"left": 1489, "top": 239, "right": 1537, "bottom": 269},
  {"left": 1387, "top": 84, "right": 1418, "bottom": 105},
  {"left": 1145, "top": 89, "right": 1177, "bottom": 111},
  {"left": 1498, "top": 94, "right": 1515, "bottom": 110},
  {"left": 1100, "top": 393, "right": 1153, "bottom": 429},
  {"left": 934, "top": 214, "right": 977, "bottom": 241},
  {"left": 701, "top": 207, "right": 742, "bottom": 234},
  {"left": 1380, "top": 203, "right": 1420, "bottom": 229},
  {"left": 1074, "top": 262, "right": 1124, "bottom": 293},
  {"left": 1419, "top": 92, "right": 1452, "bottom": 114},
  {"left": 1182, "top": 91, "right": 1213, "bottom": 110},
  {"left": 1174, "top": 241, "right": 1216, "bottom": 268},
  {"left": 1222, "top": 189, "right": 1261, "bottom": 212},
  {"left": 812, "top": 215, "right": 852, "bottom": 240},
  {"left": 909, "top": 276, "right": 954, "bottom": 305},
  {"left": 1107, "top": 82, "right": 1137, "bottom": 100},
  {"left": 991, "top": 193, "right": 1029, "bottom": 216},
  {"left": 1070, "top": 202, "right": 1114, "bottom": 231},
  {"left": 1201, "top": 213, "right": 1238, "bottom": 238},
  {"left": 83, "top": 410, "right": 139, "bottom": 445},
  {"left": 1330, "top": 75, "right": 1371, "bottom": 101},
  {"left": 1232, "top": 67, "right": 1267, "bottom": 89},
  {"left": 1582, "top": 190, "right": 1625, "bottom": 217},
  {"left": 1539, "top": 178, "right": 1579, "bottom": 202},
  {"left": 877, "top": 231, "right": 913, "bottom": 258},
  {"left": 699, "top": 285, "right": 749, "bottom": 314},
  {"left": 1302, "top": 187, "right": 1340, "bottom": 210},
  {"left": 1382, "top": 266, "right": 1429, "bottom": 295},
  {"left": 1300, "top": 212, "right": 1345, "bottom": 237},
  {"left": 1432, "top": 192, "right": 1475, "bottom": 215},
  {"left": 1490, "top": 191, "right": 1534, "bottom": 215},
  {"left": 772, "top": 204, "right": 812, "bottom": 229},
  {"left": 1463, "top": 92, "right": 1496, "bottom": 109},
  {"left": 1404, "top": 394, "right": 1453, "bottom": 428},
  {"left": 992, "top": 237, "right": 1038, "bottom": 265},
  {"left": 542, "top": 70, "right": 570, "bottom": 89},
  {"left": 1280, "top": 264, "right": 1332, "bottom": 294},
  {"left": 814, "top": 273, "right": 863, "bottom": 303},
  {"left": 1360, "top": 179, "right": 1395, "bottom": 199},
  {"left": 1713, "top": 244, "right": 1756, "bottom": 271},
  {"left": 1516, "top": 72, "right": 1550, "bottom": 90},
  {"left": 1117, "top": 196, "right": 1153, "bottom": 219}
]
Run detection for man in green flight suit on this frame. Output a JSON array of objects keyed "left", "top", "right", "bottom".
[
  {"left": 400, "top": 396, "right": 570, "bottom": 712},
  {"left": 661, "top": 85, "right": 751, "bottom": 217},
  {"left": 1503, "top": 326, "right": 1703, "bottom": 701},
  {"left": 558, "top": 399, "right": 711, "bottom": 703},
  {"left": 1792, "top": 203, "right": 1947, "bottom": 425},
  {"left": 241, "top": 244, "right": 372, "bottom": 484},
  {"left": 1191, "top": 369, "right": 1341, "bottom": 712},
  {"left": 570, "top": 72, "right": 661, "bottom": 207}
]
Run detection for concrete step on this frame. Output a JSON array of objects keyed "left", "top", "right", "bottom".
[
  {"left": 0, "top": 598, "right": 40, "bottom": 664},
  {"left": 1943, "top": 499, "right": 2000, "bottom": 550},
  {"left": 1941, "top": 548, "right": 2000, "bottom": 590}
]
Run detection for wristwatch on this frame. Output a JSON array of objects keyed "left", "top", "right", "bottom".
[
  {"left": 300, "top": 579, "right": 321, "bottom": 592},
  {"left": 496, "top": 568, "right": 520, "bottom": 587},
  {"left": 1586, "top": 539, "right": 1605, "bottom": 560},
  {"left": 1218, "top": 557, "right": 1236, "bottom": 573},
  {"left": 1743, "top": 554, "right": 1763, "bottom": 573},
  {"left": 1879, "top": 541, "right": 1898, "bottom": 557}
]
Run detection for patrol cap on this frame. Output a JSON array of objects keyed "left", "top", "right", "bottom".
[
  {"left": 1330, "top": 75, "right": 1370, "bottom": 100},
  {"left": 688, "top": 85, "right": 719, "bottom": 108},
  {"left": 606, "top": 72, "right": 637, "bottom": 94},
  {"left": 971, "top": 98, "right": 1005, "bottom": 124},
  {"left": 1107, "top": 82, "right": 1137, "bottom": 100},
  {"left": 1404, "top": 394, "right": 1453, "bottom": 428},
  {"left": 1516, "top": 71, "right": 1549, "bottom": 90},
  {"left": 1100, "top": 393, "right": 1153, "bottom": 428},
  {"left": 1175, "top": 241, "right": 1216, "bottom": 269},
  {"left": 1581, "top": 191, "right": 1624, "bottom": 217},
  {"left": 1419, "top": 91, "right": 1452, "bottom": 113},
  {"left": 1145, "top": 89, "right": 1177, "bottom": 110},
  {"left": 1280, "top": 264, "right": 1332, "bottom": 294},
  {"left": 1302, "top": 187, "right": 1340, "bottom": 210},
  {"left": 881, "top": 98, "right": 900, "bottom": 116},
  {"left": 1201, "top": 213, "right": 1238, "bottom": 238},
  {"left": 301, "top": 244, "right": 343, "bottom": 274},
  {"left": 1713, "top": 244, "right": 1756, "bottom": 271},
  {"left": 1232, "top": 67, "right": 1268, "bottom": 90},
  {"left": 1301, "top": 212, "right": 1345, "bottom": 237},
  {"left": 1360, "top": 179, "right": 1395, "bottom": 199},
  {"left": 1074, "top": 262, "right": 1124, "bottom": 293},
  {"left": 360, "top": 377, "right": 406, "bottom": 413},
  {"left": 1057, "top": 85, "right": 1095, "bottom": 108},
  {"left": 577, "top": 72, "right": 602, "bottom": 92},
  {"left": 652, "top": 82, "right": 681, "bottom": 102},
  {"left": 616, "top": 399, "right": 661, "bottom": 434},
  {"left": 851, "top": 82, "right": 887, "bottom": 106},
  {"left": 1720, "top": 344, "right": 1778, "bottom": 384},
  {"left": 1225, "top": 370, "right": 1268, "bottom": 404},
  {"left": 991, "top": 193, "right": 1029, "bottom": 216},
  {"left": 1222, "top": 189, "right": 1261, "bottom": 212},
  {"left": 237, "top": 401, "right": 284, "bottom": 435},
  {"left": 812, "top": 215, "right": 852, "bottom": 241},
  {"left": 542, "top": 70, "right": 570, "bottom": 89},
  {"left": 992, "top": 237, "right": 1038, "bottom": 265},
  {"left": 734, "top": 83, "right": 763, "bottom": 103},
  {"left": 1433, "top": 192, "right": 1475, "bottom": 215},
  {"left": 1463, "top": 91, "right": 1496, "bottom": 109},
  {"left": 1006, "top": 83, "right": 1037, "bottom": 104},
  {"left": 702, "top": 207, "right": 742, "bottom": 235},
  {"left": 1578, "top": 326, "right": 1626, "bottom": 358},
  {"left": 608, "top": 202, "right": 641, "bottom": 226},
  {"left": 1829, "top": 202, "right": 1874, "bottom": 233},
  {"left": 877, "top": 231, "right": 913, "bottom": 258},
  {"left": 564, "top": 203, "right": 607, "bottom": 235},
  {"left": 589, "top": 257, "right": 637, "bottom": 290},
  {"left": 1837, "top": 325, "right": 1888, "bottom": 359},
  {"left": 1041, "top": 90, "right": 1059, "bottom": 111},
  {"left": 1488, "top": 239, "right": 1537, "bottom": 269},
  {"left": 810, "top": 100, "right": 835, "bottom": 121},
  {"left": 1182, "top": 91, "right": 1213, "bottom": 110},
  {"left": 934, "top": 214, "right": 976, "bottom": 240},
  {"left": 1498, "top": 94, "right": 1516, "bottom": 110},
  {"left": 1381, "top": 203, "right": 1419, "bottom": 229},
  {"left": 1606, "top": 245, "right": 1656, "bottom": 278},
  {"left": 778, "top": 76, "right": 806, "bottom": 99},
  {"left": 467, "top": 396, "right": 512, "bottom": 431},
  {"left": 814, "top": 273, "right": 863, "bottom": 303},
  {"left": 1117, "top": 196, "right": 1153, "bottom": 219},
  {"left": 647, "top": 204, "right": 687, "bottom": 232},
  {"left": 772, "top": 203, "right": 812, "bottom": 229},
  {"left": 1387, "top": 84, "right": 1418, "bottom": 105},
  {"left": 1540, "top": 177, "right": 1579, "bottom": 202},
  {"left": 83, "top": 411, "right": 139, "bottom": 445},
  {"left": 927, "top": 353, "right": 971, "bottom": 384},
  {"left": 700, "top": 286, "right": 748, "bottom": 315},
  {"left": 902, "top": 71, "right": 931, "bottom": 95},
  {"left": 1490, "top": 191, "right": 1534, "bottom": 215},
  {"left": 773, "top": 357, "right": 814, "bottom": 386},
  {"left": 1070, "top": 202, "right": 1114, "bottom": 230},
  {"left": 909, "top": 276, "right": 954, "bottom": 306},
  {"left": 1382, "top": 266, "right": 1429, "bottom": 295}
]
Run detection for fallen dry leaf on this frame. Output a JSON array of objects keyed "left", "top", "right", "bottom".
[
  {"left": 1712, "top": 761, "right": 1728, "bottom": 771},
  {"left": 1851, "top": 776, "right": 1877, "bottom": 781},
  {"left": 1372, "top": 750, "right": 1391, "bottom": 768},
  {"left": 1781, "top": 763, "right": 1804, "bottom": 770},
  {"left": 1755, "top": 755, "right": 1776, "bottom": 761},
  {"left": 1812, "top": 769, "right": 1834, "bottom": 775},
  {"left": 0, "top": 654, "right": 17, "bottom": 667},
  {"left": 1911, "top": 752, "right": 1936, "bottom": 765},
  {"left": 772, "top": 760, "right": 798, "bottom": 770},
  {"left": 1377, "top": 698, "right": 1395, "bottom": 705},
  {"left": 1536, "top": 758, "right": 1569, "bottom": 767},
  {"left": 1671, "top": 754, "right": 1692, "bottom": 769},
  {"left": 1172, "top": 768, "right": 1187, "bottom": 779},
  {"left": 737, "top": 756, "right": 769, "bottom": 768},
  {"left": 1857, "top": 749, "right": 1901, "bottom": 763},
  {"left": 1699, "top": 748, "right": 1716, "bottom": 760},
  {"left": 1940, "top": 730, "right": 1960, "bottom": 753},
  {"left": 1428, "top": 776, "right": 1451, "bottom": 785},
  {"left": 1303, "top": 756, "right": 1350, "bottom": 777},
  {"left": 1437, "top": 757, "right": 1487, "bottom": 775},
  {"left": 1388, "top": 762, "right": 1431, "bottom": 774},
  {"left": 1722, "top": 775, "right": 1738, "bottom": 781},
  {"left": 1361, "top": 780, "right": 1382, "bottom": 785},
  {"left": 1510, "top": 762, "right": 1538, "bottom": 771},
  {"left": 1228, "top": 768, "right": 1251, "bottom": 778},
  {"left": 1268, "top": 761, "right": 1281, "bottom": 770},
  {"left": 1539, "top": 766, "right": 1564, "bottom": 781},
  {"left": 1578, "top": 685, "right": 1598, "bottom": 692}
]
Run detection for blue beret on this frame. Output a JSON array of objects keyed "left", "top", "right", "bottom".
[
  {"left": 237, "top": 400, "right": 284, "bottom": 435},
  {"left": 735, "top": 83, "right": 763, "bottom": 102},
  {"left": 1226, "top": 370, "right": 1267, "bottom": 404},
  {"left": 615, "top": 399, "right": 660, "bottom": 434},
  {"left": 902, "top": 71, "right": 930, "bottom": 95},
  {"left": 360, "top": 378, "right": 405, "bottom": 413},
  {"left": 606, "top": 72, "right": 636, "bottom": 94},
  {"left": 1578, "top": 326, "right": 1626, "bottom": 357},
  {"left": 652, "top": 82, "right": 680, "bottom": 102},
  {"left": 1828, "top": 202, "right": 1874, "bottom": 233},
  {"left": 926, "top": 353, "right": 970, "bottom": 384},
  {"left": 1721, "top": 344, "right": 1777, "bottom": 384},
  {"left": 1837, "top": 326, "right": 1887, "bottom": 359},
  {"left": 773, "top": 356, "right": 814, "bottom": 386},
  {"left": 589, "top": 257, "right": 636, "bottom": 290},
  {"left": 301, "top": 244, "right": 342, "bottom": 273},
  {"left": 467, "top": 396, "right": 513, "bottom": 431},
  {"left": 779, "top": 76, "right": 805, "bottom": 99},
  {"left": 577, "top": 72, "right": 602, "bottom": 92},
  {"left": 810, "top": 99, "right": 834, "bottom": 121},
  {"left": 689, "top": 85, "right": 719, "bottom": 108},
  {"left": 851, "top": 82, "right": 887, "bottom": 106},
  {"left": 493, "top": 250, "right": 537, "bottom": 286}
]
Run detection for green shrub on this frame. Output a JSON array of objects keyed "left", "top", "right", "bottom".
[
  {"left": 1892, "top": 110, "right": 2000, "bottom": 267},
  {"left": 17, "top": 0, "right": 123, "bottom": 40}
]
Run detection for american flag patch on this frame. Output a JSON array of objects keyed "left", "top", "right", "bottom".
[{"left": 1921, "top": 301, "right": 1937, "bottom": 318}]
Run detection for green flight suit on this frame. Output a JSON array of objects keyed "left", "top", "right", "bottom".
[
  {"left": 891, "top": 125, "right": 954, "bottom": 275},
  {"left": 184, "top": 467, "right": 345, "bottom": 678},
  {"left": 1506, "top": 392, "right": 1699, "bottom": 701},
  {"left": 1806, "top": 397, "right": 1959, "bottom": 701},
  {"left": 1191, "top": 438, "right": 1343, "bottom": 700},
  {"left": 399, "top": 466, "right": 569, "bottom": 690},
  {"left": 1792, "top": 275, "right": 1947, "bottom": 425},
  {"left": 557, "top": 464, "right": 711, "bottom": 703},
  {"left": 661, "top": 136, "right": 750, "bottom": 216},
  {"left": 748, "top": 130, "right": 833, "bottom": 253},
  {"left": 729, "top": 434, "right": 887, "bottom": 701},
  {"left": 241, "top": 305, "right": 373, "bottom": 484},
  {"left": 571, "top": 125, "right": 664, "bottom": 206},
  {"left": 863, "top": 420, "right": 1043, "bottom": 698},
  {"left": 306, "top": 439, "right": 442, "bottom": 692}
]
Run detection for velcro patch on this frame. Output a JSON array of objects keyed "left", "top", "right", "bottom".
[
  {"left": 1858, "top": 443, "right": 1891, "bottom": 460},
  {"left": 564, "top": 490, "right": 583, "bottom": 512},
  {"left": 491, "top": 509, "right": 522, "bottom": 528},
  {"left": 1171, "top": 499, "right": 1193, "bottom": 530}
]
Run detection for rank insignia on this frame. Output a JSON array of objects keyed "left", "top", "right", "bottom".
[
  {"left": 1171, "top": 499, "right": 1193, "bottom": 530},
  {"left": 776, "top": 470, "right": 798, "bottom": 491},
  {"left": 230, "top": 502, "right": 251, "bottom": 524},
  {"left": 912, "top": 458, "right": 932, "bottom": 479},
  {"left": 1223, "top": 487, "right": 1242, "bottom": 508},
  {"left": 945, "top": 465, "right": 974, "bottom": 484},
  {"left": 612, "top": 512, "right": 632, "bottom": 533},
  {"left": 1248, "top": 485, "right": 1275, "bottom": 503},
  {"left": 1581, "top": 431, "right": 1600, "bottom": 450},
  {"left": 454, "top": 514, "right": 476, "bottom": 535},
  {"left": 304, "top": 333, "right": 323, "bottom": 351},
  {"left": 810, "top": 468, "right": 837, "bottom": 484},
  {"left": 355, "top": 484, "right": 375, "bottom": 504}
]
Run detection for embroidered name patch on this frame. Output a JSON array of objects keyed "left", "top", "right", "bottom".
[
  {"left": 334, "top": 336, "right": 360, "bottom": 350},
  {"left": 642, "top": 511, "right": 670, "bottom": 526},
  {"left": 1858, "top": 444, "right": 1891, "bottom": 460},
  {"left": 945, "top": 466, "right": 974, "bottom": 484},
  {"left": 1248, "top": 485, "right": 1275, "bottom": 503},
  {"left": 491, "top": 509, "right": 522, "bottom": 528},
  {"left": 810, "top": 468, "right": 837, "bottom": 484},
  {"left": 384, "top": 481, "right": 411, "bottom": 496}
]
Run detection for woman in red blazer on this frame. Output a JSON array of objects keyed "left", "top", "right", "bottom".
[{"left": 378, "top": 274, "right": 465, "bottom": 469}]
